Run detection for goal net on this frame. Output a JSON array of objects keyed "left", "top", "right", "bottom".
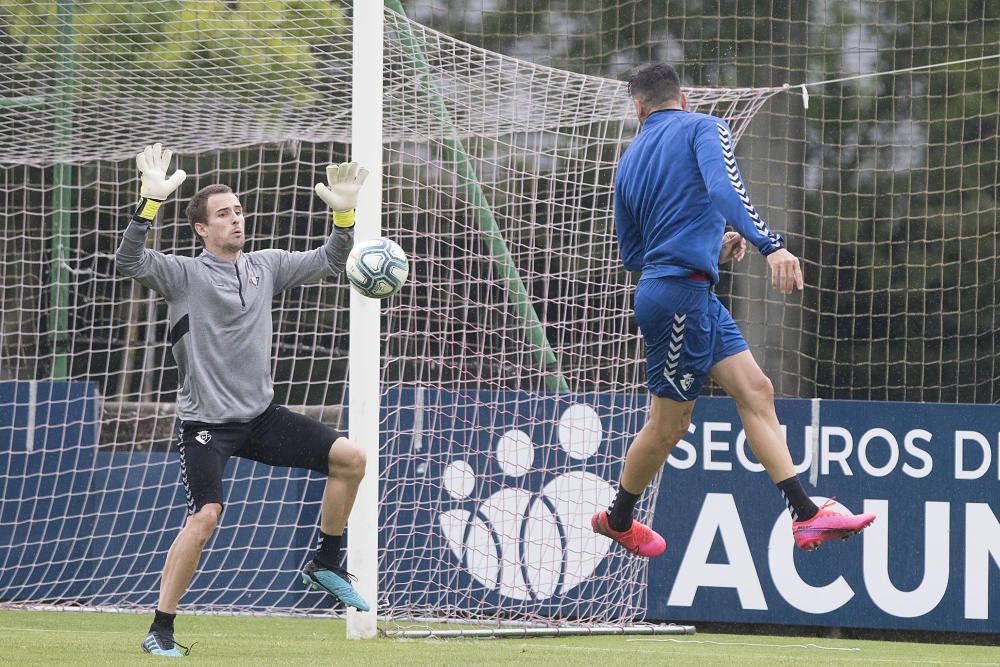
[
  {"left": 3, "top": 0, "right": 996, "bottom": 634},
  {"left": 408, "top": 0, "right": 1000, "bottom": 405},
  {"left": 0, "top": 1, "right": 774, "bottom": 626}
]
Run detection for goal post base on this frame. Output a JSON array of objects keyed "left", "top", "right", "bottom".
[{"left": 382, "top": 624, "right": 697, "bottom": 640}]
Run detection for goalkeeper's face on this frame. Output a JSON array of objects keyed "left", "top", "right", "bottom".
[{"left": 197, "top": 192, "right": 246, "bottom": 257}]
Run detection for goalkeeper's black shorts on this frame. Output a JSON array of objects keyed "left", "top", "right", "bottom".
[{"left": 174, "top": 403, "right": 341, "bottom": 515}]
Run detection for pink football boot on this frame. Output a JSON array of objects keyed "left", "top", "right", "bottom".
[
  {"left": 592, "top": 510, "right": 666, "bottom": 558},
  {"left": 793, "top": 499, "right": 876, "bottom": 551}
]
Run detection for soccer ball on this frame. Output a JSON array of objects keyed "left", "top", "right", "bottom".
[{"left": 345, "top": 237, "right": 409, "bottom": 299}]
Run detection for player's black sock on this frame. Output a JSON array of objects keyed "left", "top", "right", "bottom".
[
  {"left": 314, "top": 530, "right": 342, "bottom": 570},
  {"left": 607, "top": 485, "right": 641, "bottom": 532},
  {"left": 150, "top": 609, "right": 176, "bottom": 633},
  {"left": 776, "top": 476, "right": 819, "bottom": 522}
]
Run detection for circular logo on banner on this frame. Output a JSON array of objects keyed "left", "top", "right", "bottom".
[{"left": 438, "top": 403, "right": 615, "bottom": 600}]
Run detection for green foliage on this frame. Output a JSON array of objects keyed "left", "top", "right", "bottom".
[
  {"left": 405, "top": 0, "right": 998, "bottom": 402},
  {"left": 0, "top": 0, "right": 346, "bottom": 104},
  {"left": 799, "top": 1, "right": 999, "bottom": 400},
  {"left": 3, "top": 0, "right": 996, "bottom": 400}
]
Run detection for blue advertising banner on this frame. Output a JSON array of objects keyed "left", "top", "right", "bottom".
[
  {"left": 2, "top": 383, "right": 997, "bottom": 631},
  {"left": 384, "top": 388, "right": 1000, "bottom": 633},
  {"left": 647, "top": 396, "right": 1000, "bottom": 633},
  {"left": 0, "top": 380, "right": 101, "bottom": 601},
  {"left": 0, "top": 381, "right": 323, "bottom": 611}
]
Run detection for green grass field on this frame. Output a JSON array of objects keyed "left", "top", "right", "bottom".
[{"left": 0, "top": 610, "right": 997, "bottom": 666}]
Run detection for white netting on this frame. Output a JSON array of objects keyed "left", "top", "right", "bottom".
[
  {"left": 0, "top": 2, "right": 777, "bottom": 627},
  {"left": 406, "top": 0, "right": 1000, "bottom": 404},
  {"left": 5, "top": 0, "right": 995, "bottom": 633}
]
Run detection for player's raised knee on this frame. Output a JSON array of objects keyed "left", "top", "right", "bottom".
[
  {"left": 662, "top": 416, "right": 691, "bottom": 447},
  {"left": 329, "top": 436, "right": 366, "bottom": 480},
  {"left": 744, "top": 372, "right": 774, "bottom": 407},
  {"left": 644, "top": 414, "right": 690, "bottom": 451}
]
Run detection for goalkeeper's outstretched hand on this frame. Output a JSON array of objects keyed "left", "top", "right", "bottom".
[
  {"left": 133, "top": 143, "right": 186, "bottom": 222},
  {"left": 315, "top": 162, "right": 369, "bottom": 228},
  {"left": 136, "top": 143, "right": 187, "bottom": 201}
]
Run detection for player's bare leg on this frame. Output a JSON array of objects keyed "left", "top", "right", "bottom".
[
  {"left": 143, "top": 503, "right": 220, "bottom": 656},
  {"left": 593, "top": 395, "right": 692, "bottom": 557},
  {"left": 320, "top": 436, "right": 366, "bottom": 535},
  {"left": 709, "top": 351, "right": 795, "bottom": 482},
  {"left": 620, "top": 396, "right": 695, "bottom": 491},
  {"left": 301, "top": 437, "right": 370, "bottom": 611},
  {"left": 158, "top": 504, "right": 221, "bottom": 613},
  {"left": 710, "top": 350, "right": 875, "bottom": 550}
]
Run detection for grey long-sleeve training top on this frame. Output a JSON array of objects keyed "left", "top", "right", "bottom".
[{"left": 116, "top": 219, "right": 352, "bottom": 423}]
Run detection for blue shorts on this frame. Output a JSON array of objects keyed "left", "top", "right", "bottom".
[{"left": 634, "top": 276, "right": 749, "bottom": 401}]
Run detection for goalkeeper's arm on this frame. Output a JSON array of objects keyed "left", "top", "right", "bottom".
[
  {"left": 316, "top": 161, "right": 369, "bottom": 273},
  {"left": 115, "top": 144, "right": 189, "bottom": 296},
  {"left": 267, "top": 161, "right": 371, "bottom": 292}
]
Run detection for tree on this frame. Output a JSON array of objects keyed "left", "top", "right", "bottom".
[
  {"left": 1, "top": 0, "right": 347, "bottom": 104},
  {"left": 405, "top": 0, "right": 999, "bottom": 402},
  {"left": 804, "top": 0, "right": 999, "bottom": 401}
]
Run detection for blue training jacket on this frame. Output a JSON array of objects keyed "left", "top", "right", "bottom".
[{"left": 614, "top": 109, "right": 784, "bottom": 284}]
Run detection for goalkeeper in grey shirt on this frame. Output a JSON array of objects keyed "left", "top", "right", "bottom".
[{"left": 117, "top": 144, "right": 370, "bottom": 657}]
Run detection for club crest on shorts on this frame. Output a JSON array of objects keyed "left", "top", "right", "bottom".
[
  {"left": 680, "top": 373, "right": 694, "bottom": 391},
  {"left": 195, "top": 430, "right": 212, "bottom": 445}
]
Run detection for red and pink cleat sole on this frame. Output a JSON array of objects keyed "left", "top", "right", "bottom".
[
  {"left": 592, "top": 511, "right": 666, "bottom": 558},
  {"left": 792, "top": 508, "right": 876, "bottom": 551}
]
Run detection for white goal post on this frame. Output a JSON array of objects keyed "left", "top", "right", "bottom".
[{"left": 347, "top": 0, "right": 383, "bottom": 641}]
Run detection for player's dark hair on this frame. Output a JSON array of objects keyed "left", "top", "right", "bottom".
[
  {"left": 185, "top": 184, "right": 233, "bottom": 245},
  {"left": 627, "top": 63, "right": 683, "bottom": 107}
]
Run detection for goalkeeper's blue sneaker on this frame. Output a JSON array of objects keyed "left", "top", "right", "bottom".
[
  {"left": 141, "top": 629, "right": 191, "bottom": 657},
  {"left": 301, "top": 559, "right": 370, "bottom": 612}
]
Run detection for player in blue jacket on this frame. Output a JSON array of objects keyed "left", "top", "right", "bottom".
[{"left": 592, "top": 64, "right": 876, "bottom": 557}]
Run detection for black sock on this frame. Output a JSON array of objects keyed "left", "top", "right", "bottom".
[
  {"left": 150, "top": 609, "right": 176, "bottom": 633},
  {"left": 314, "top": 530, "right": 342, "bottom": 569},
  {"left": 776, "top": 476, "right": 819, "bottom": 522},
  {"left": 607, "top": 485, "right": 641, "bottom": 531}
]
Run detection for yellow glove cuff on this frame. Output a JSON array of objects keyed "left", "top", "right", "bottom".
[
  {"left": 333, "top": 209, "right": 355, "bottom": 228},
  {"left": 135, "top": 197, "right": 162, "bottom": 221}
]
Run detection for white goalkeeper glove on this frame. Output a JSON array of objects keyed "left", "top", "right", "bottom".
[
  {"left": 314, "top": 161, "right": 370, "bottom": 228},
  {"left": 133, "top": 143, "right": 187, "bottom": 222}
]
